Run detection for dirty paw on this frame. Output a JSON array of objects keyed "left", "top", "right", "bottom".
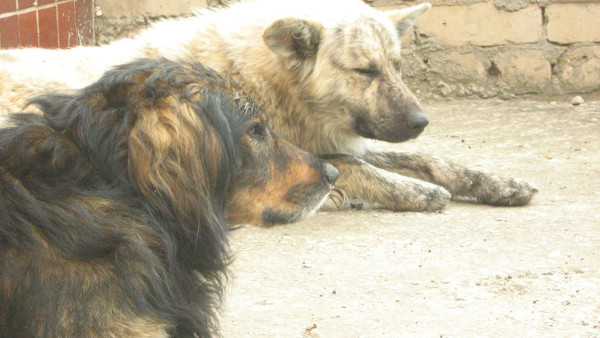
[
  {"left": 474, "top": 176, "right": 538, "bottom": 206},
  {"left": 394, "top": 181, "right": 451, "bottom": 212}
]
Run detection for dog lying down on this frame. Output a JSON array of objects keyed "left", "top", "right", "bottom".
[
  {"left": 0, "top": 58, "right": 337, "bottom": 337},
  {"left": 0, "top": 0, "right": 537, "bottom": 211}
]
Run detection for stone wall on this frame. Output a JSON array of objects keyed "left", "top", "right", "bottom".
[
  {"left": 94, "top": 0, "right": 600, "bottom": 98},
  {"left": 382, "top": 0, "right": 600, "bottom": 98},
  {"left": 94, "top": 0, "right": 229, "bottom": 44}
]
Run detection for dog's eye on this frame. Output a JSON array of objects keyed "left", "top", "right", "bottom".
[
  {"left": 353, "top": 68, "right": 380, "bottom": 77},
  {"left": 249, "top": 123, "right": 265, "bottom": 139}
]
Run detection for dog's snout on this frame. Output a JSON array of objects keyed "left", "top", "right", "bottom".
[
  {"left": 323, "top": 163, "right": 339, "bottom": 186},
  {"left": 407, "top": 113, "right": 429, "bottom": 130}
]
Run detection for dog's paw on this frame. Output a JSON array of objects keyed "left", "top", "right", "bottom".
[
  {"left": 418, "top": 183, "right": 452, "bottom": 212},
  {"left": 474, "top": 175, "right": 538, "bottom": 206},
  {"left": 393, "top": 180, "right": 451, "bottom": 212}
]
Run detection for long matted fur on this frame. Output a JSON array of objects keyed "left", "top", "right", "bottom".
[
  {"left": 0, "top": 0, "right": 536, "bottom": 211},
  {"left": 0, "top": 58, "right": 336, "bottom": 337}
]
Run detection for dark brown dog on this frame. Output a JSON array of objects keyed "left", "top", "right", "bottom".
[{"left": 0, "top": 58, "right": 337, "bottom": 337}]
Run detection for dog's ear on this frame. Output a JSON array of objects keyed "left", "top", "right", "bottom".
[
  {"left": 129, "top": 98, "right": 201, "bottom": 212},
  {"left": 263, "top": 18, "right": 323, "bottom": 70},
  {"left": 386, "top": 3, "right": 431, "bottom": 36},
  {"left": 127, "top": 93, "right": 233, "bottom": 220}
]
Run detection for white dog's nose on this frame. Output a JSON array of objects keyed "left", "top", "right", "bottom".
[{"left": 407, "top": 113, "right": 429, "bottom": 130}]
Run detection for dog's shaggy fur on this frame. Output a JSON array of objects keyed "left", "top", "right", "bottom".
[
  {"left": 0, "top": 58, "right": 336, "bottom": 337},
  {"left": 0, "top": 0, "right": 536, "bottom": 211}
]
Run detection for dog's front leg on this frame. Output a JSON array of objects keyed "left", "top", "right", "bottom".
[
  {"left": 362, "top": 151, "right": 538, "bottom": 206},
  {"left": 320, "top": 154, "right": 450, "bottom": 211}
]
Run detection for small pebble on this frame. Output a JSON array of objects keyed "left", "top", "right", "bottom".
[
  {"left": 571, "top": 96, "right": 584, "bottom": 106},
  {"left": 305, "top": 323, "right": 317, "bottom": 331}
]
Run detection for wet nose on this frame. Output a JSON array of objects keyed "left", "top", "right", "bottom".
[
  {"left": 323, "top": 163, "right": 339, "bottom": 186},
  {"left": 407, "top": 113, "right": 429, "bottom": 130}
]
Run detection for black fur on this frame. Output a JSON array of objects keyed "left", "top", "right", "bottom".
[{"left": 0, "top": 58, "right": 256, "bottom": 337}]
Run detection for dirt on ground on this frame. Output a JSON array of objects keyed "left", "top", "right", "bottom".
[{"left": 219, "top": 99, "right": 600, "bottom": 337}]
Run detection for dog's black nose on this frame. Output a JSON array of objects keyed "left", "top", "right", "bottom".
[
  {"left": 407, "top": 113, "right": 429, "bottom": 130},
  {"left": 323, "top": 163, "right": 339, "bottom": 186}
]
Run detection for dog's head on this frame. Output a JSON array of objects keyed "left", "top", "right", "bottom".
[
  {"left": 263, "top": 2, "right": 431, "bottom": 143},
  {"left": 33, "top": 58, "right": 336, "bottom": 227}
]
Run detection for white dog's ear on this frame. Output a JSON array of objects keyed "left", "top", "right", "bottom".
[
  {"left": 263, "top": 18, "right": 323, "bottom": 66},
  {"left": 386, "top": 3, "right": 431, "bottom": 36}
]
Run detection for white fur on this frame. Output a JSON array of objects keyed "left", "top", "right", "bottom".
[{"left": 0, "top": 0, "right": 429, "bottom": 156}]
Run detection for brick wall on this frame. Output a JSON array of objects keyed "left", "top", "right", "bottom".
[
  {"left": 372, "top": 0, "right": 600, "bottom": 98},
  {"left": 0, "top": 0, "right": 94, "bottom": 49}
]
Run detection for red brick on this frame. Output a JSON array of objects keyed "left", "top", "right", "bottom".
[
  {"left": 38, "top": 0, "right": 56, "bottom": 5},
  {"left": 18, "top": 10, "right": 38, "bottom": 47},
  {"left": 58, "top": 1, "right": 76, "bottom": 48},
  {"left": 74, "top": 0, "right": 93, "bottom": 45},
  {"left": 0, "top": 0, "right": 17, "bottom": 15},
  {"left": 0, "top": 15, "right": 19, "bottom": 48},
  {"left": 38, "top": 6, "right": 58, "bottom": 49},
  {"left": 18, "top": 0, "right": 35, "bottom": 10}
]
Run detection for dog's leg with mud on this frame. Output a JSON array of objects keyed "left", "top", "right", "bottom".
[
  {"left": 321, "top": 154, "right": 450, "bottom": 211},
  {"left": 362, "top": 151, "right": 538, "bottom": 206}
]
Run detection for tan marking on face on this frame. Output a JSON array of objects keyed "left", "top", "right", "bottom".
[{"left": 226, "top": 140, "right": 326, "bottom": 226}]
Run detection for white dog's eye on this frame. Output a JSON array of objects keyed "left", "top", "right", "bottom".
[{"left": 353, "top": 68, "right": 380, "bottom": 77}]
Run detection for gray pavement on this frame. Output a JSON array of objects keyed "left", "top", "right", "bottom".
[{"left": 221, "top": 99, "right": 600, "bottom": 337}]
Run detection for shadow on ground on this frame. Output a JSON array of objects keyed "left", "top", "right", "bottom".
[{"left": 221, "top": 99, "right": 600, "bottom": 337}]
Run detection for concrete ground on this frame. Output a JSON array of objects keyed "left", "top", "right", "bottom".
[{"left": 220, "top": 99, "right": 600, "bottom": 337}]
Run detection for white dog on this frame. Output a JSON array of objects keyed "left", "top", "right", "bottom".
[{"left": 0, "top": 0, "right": 537, "bottom": 211}]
